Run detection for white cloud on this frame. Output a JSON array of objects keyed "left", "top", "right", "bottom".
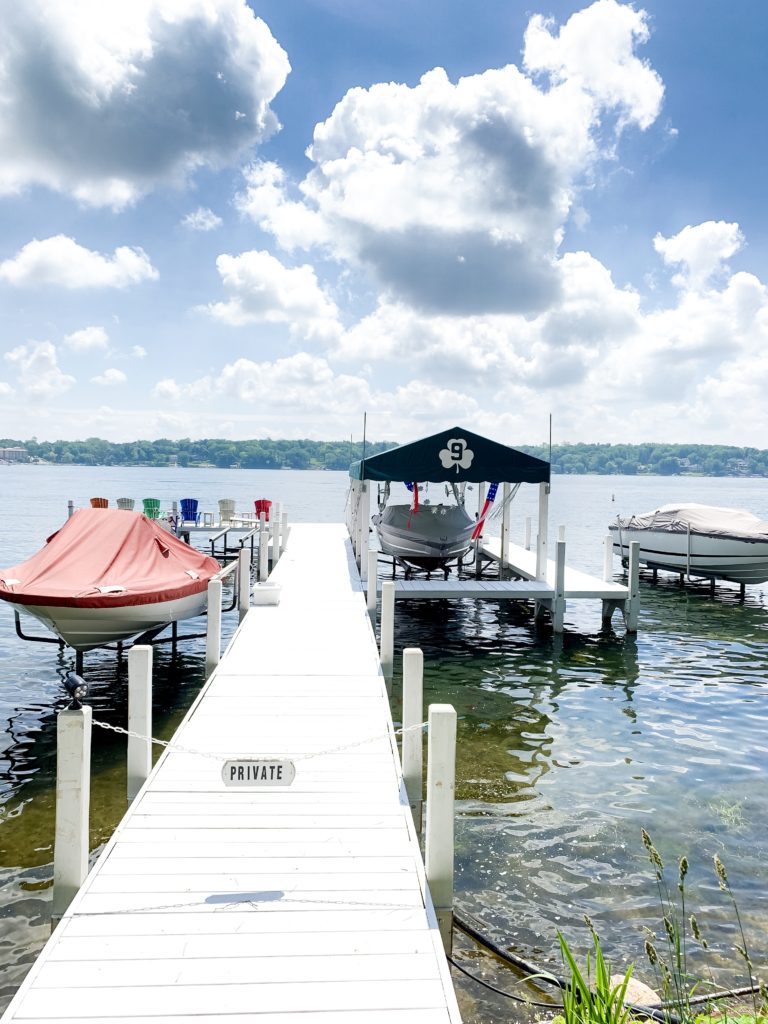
[
  {"left": 0, "top": 236, "right": 158, "bottom": 288},
  {"left": 240, "top": 0, "right": 663, "bottom": 316},
  {"left": 654, "top": 221, "right": 744, "bottom": 291},
  {"left": 200, "top": 250, "right": 342, "bottom": 340},
  {"left": 0, "top": 0, "right": 290, "bottom": 207},
  {"left": 5, "top": 342, "right": 75, "bottom": 397},
  {"left": 181, "top": 207, "right": 223, "bottom": 231},
  {"left": 0, "top": 382, "right": 14, "bottom": 398},
  {"left": 132, "top": 345, "right": 147, "bottom": 359},
  {"left": 64, "top": 325, "right": 109, "bottom": 351},
  {"left": 91, "top": 368, "right": 127, "bottom": 386}
]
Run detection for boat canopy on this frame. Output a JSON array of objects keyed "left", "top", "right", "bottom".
[
  {"left": 617, "top": 504, "right": 768, "bottom": 540},
  {"left": 0, "top": 508, "right": 221, "bottom": 608},
  {"left": 349, "top": 426, "right": 550, "bottom": 484}
]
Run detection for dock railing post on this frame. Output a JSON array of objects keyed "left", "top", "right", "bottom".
[
  {"left": 402, "top": 648, "right": 424, "bottom": 832},
  {"left": 380, "top": 580, "right": 395, "bottom": 688},
  {"left": 604, "top": 534, "right": 614, "bottom": 581},
  {"left": 359, "top": 483, "right": 370, "bottom": 580},
  {"left": 425, "top": 702, "right": 456, "bottom": 953},
  {"left": 280, "top": 510, "right": 288, "bottom": 554},
  {"left": 258, "top": 512, "right": 268, "bottom": 581},
  {"left": 270, "top": 503, "right": 281, "bottom": 569},
  {"left": 367, "top": 549, "right": 378, "bottom": 622},
  {"left": 237, "top": 547, "right": 250, "bottom": 622},
  {"left": 624, "top": 540, "right": 640, "bottom": 633},
  {"left": 525, "top": 516, "right": 532, "bottom": 551},
  {"left": 500, "top": 482, "right": 511, "bottom": 576},
  {"left": 536, "top": 482, "right": 549, "bottom": 580},
  {"left": 127, "top": 645, "right": 152, "bottom": 802},
  {"left": 553, "top": 539, "right": 566, "bottom": 633},
  {"left": 53, "top": 703, "right": 92, "bottom": 923},
  {"left": 206, "top": 578, "right": 223, "bottom": 674}
]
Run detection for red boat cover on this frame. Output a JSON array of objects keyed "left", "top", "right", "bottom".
[{"left": 0, "top": 509, "right": 221, "bottom": 608}]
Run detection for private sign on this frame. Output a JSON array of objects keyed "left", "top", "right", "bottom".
[{"left": 222, "top": 759, "right": 296, "bottom": 787}]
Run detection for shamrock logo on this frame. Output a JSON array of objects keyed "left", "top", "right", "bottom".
[{"left": 439, "top": 437, "right": 474, "bottom": 473}]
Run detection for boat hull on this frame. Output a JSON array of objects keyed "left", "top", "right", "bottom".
[
  {"left": 609, "top": 525, "right": 768, "bottom": 584},
  {"left": 373, "top": 503, "right": 475, "bottom": 570},
  {"left": 14, "top": 590, "right": 209, "bottom": 651}
]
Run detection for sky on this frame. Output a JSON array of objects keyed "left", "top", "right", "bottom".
[{"left": 1, "top": 0, "right": 767, "bottom": 447}]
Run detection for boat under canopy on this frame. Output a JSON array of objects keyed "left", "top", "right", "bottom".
[
  {"left": 372, "top": 501, "right": 476, "bottom": 571},
  {"left": 0, "top": 508, "right": 221, "bottom": 650},
  {"left": 610, "top": 503, "right": 768, "bottom": 584}
]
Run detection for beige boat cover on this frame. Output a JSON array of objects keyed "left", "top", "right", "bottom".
[{"left": 617, "top": 503, "right": 768, "bottom": 539}]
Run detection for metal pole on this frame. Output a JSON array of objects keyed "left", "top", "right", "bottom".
[
  {"left": 425, "top": 702, "right": 456, "bottom": 953},
  {"left": 525, "top": 515, "right": 532, "bottom": 551},
  {"left": 53, "top": 705, "right": 92, "bottom": 921},
  {"left": 553, "top": 539, "right": 566, "bottom": 633},
  {"left": 127, "top": 646, "right": 152, "bottom": 802},
  {"left": 625, "top": 540, "right": 641, "bottom": 633},
  {"left": 402, "top": 648, "right": 424, "bottom": 832}
]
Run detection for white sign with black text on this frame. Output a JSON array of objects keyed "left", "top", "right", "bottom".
[{"left": 221, "top": 759, "right": 296, "bottom": 787}]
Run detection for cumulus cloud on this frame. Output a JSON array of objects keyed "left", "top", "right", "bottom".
[
  {"left": 5, "top": 342, "right": 75, "bottom": 397},
  {"left": 199, "top": 250, "right": 342, "bottom": 340},
  {"left": 0, "top": 0, "right": 290, "bottom": 207},
  {"left": 91, "top": 368, "right": 127, "bottom": 386},
  {"left": 654, "top": 221, "right": 744, "bottom": 291},
  {"left": 0, "top": 236, "right": 158, "bottom": 288},
  {"left": 64, "top": 325, "right": 109, "bottom": 351},
  {"left": 182, "top": 207, "right": 223, "bottom": 231},
  {"left": 238, "top": 0, "right": 663, "bottom": 316},
  {"left": 132, "top": 345, "right": 147, "bottom": 359}
]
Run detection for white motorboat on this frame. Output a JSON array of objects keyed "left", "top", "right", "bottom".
[
  {"left": 609, "top": 503, "right": 768, "bottom": 584},
  {"left": 0, "top": 508, "right": 222, "bottom": 650},
  {"left": 373, "top": 501, "right": 476, "bottom": 572}
]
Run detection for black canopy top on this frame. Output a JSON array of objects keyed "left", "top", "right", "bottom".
[{"left": 349, "top": 426, "right": 550, "bottom": 484}]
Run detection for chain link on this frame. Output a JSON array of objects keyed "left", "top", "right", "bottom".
[{"left": 91, "top": 716, "right": 428, "bottom": 764}]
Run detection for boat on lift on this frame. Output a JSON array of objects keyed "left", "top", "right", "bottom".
[
  {"left": 609, "top": 503, "right": 768, "bottom": 585},
  {"left": 372, "top": 482, "right": 477, "bottom": 573},
  {"left": 0, "top": 508, "right": 221, "bottom": 651}
]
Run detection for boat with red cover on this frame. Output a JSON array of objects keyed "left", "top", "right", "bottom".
[{"left": 0, "top": 508, "right": 221, "bottom": 651}]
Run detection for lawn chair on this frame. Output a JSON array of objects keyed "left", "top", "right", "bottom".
[
  {"left": 90, "top": 497, "right": 108, "bottom": 508},
  {"left": 142, "top": 498, "right": 161, "bottom": 519},
  {"left": 116, "top": 498, "right": 135, "bottom": 510},
  {"left": 180, "top": 498, "right": 200, "bottom": 525},
  {"left": 218, "top": 498, "right": 236, "bottom": 524}
]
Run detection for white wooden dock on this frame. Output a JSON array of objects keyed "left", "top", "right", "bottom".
[{"left": 2, "top": 524, "right": 462, "bottom": 1024}]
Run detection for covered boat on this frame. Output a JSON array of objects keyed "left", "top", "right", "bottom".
[
  {"left": 0, "top": 508, "right": 221, "bottom": 650},
  {"left": 372, "top": 499, "right": 476, "bottom": 571},
  {"left": 609, "top": 503, "right": 768, "bottom": 584}
]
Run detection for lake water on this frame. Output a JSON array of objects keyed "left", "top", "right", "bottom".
[{"left": 1, "top": 466, "right": 767, "bottom": 1021}]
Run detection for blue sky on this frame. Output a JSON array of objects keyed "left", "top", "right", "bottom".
[{"left": 1, "top": 0, "right": 766, "bottom": 446}]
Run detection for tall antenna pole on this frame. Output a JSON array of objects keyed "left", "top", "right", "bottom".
[
  {"left": 362, "top": 411, "right": 367, "bottom": 462},
  {"left": 548, "top": 413, "right": 552, "bottom": 464}
]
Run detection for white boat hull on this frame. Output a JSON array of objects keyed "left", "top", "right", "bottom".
[
  {"left": 15, "top": 590, "right": 209, "bottom": 651},
  {"left": 609, "top": 525, "right": 768, "bottom": 584}
]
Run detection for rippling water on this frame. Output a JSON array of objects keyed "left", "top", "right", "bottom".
[{"left": 1, "top": 467, "right": 767, "bottom": 1021}]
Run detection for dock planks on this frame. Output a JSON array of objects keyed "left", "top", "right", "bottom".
[{"left": 2, "top": 524, "right": 462, "bottom": 1023}]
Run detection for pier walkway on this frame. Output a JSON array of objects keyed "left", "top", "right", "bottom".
[{"left": 2, "top": 524, "right": 462, "bottom": 1023}]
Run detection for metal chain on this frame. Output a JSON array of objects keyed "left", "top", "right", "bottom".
[{"left": 91, "top": 716, "right": 428, "bottom": 764}]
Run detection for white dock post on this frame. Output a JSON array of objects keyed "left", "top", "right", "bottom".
[
  {"left": 425, "top": 702, "right": 456, "bottom": 953},
  {"left": 53, "top": 704, "right": 92, "bottom": 921},
  {"left": 536, "top": 483, "right": 549, "bottom": 580},
  {"left": 359, "top": 483, "right": 370, "bottom": 579},
  {"left": 553, "top": 539, "right": 566, "bottom": 633},
  {"left": 380, "top": 580, "right": 395, "bottom": 687},
  {"left": 604, "top": 534, "right": 614, "bottom": 581},
  {"left": 624, "top": 540, "right": 640, "bottom": 633},
  {"left": 205, "top": 578, "right": 222, "bottom": 674},
  {"left": 237, "top": 547, "right": 250, "bottom": 622},
  {"left": 258, "top": 512, "right": 268, "bottom": 581},
  {"left": 402, "top": 648, "right": 424, "bottom": 832},
  {"left": 349, "top": 480, "right": 360, "bottom": 557},
  {"left": 367, "top": 549, "right": 378, "bottom": 621},
  {"left": 525, "top": 515, "right": 532, "bottom": 551},
  {"left": 500, "top": 482, "right": 511, "bottom": 574},
  {"left": 476, "top": 482, "right": 487, "bottom": 521},
  {"left": 558, "top": 524, "right": 566, "bottom": 542},
  {"left": 280, "top": 509, "right": 288, "bottom": 554},
  {"left": 270, "top": 503, "right": 281, "bottom": 569},
  {"left": 127, "top": 646, "right": 152, "bottom": 802}
]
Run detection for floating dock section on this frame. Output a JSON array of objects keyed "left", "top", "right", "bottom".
[{"left": 2, "top": 524, "right": 462, "bottom": 1023}]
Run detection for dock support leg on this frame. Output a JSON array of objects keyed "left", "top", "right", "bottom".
[
  {"left": 127, "top": 646, "right": 152, "bottom": 802},
  {"left": 622, "top": 541, "right": 640, "bottom": 633},
  {"left": 553, "top": 539, "right": 566, "bottom": 633},
  {"left": 402, "top": 648, "right": 424, "bottom": 832},
  {"left": 380, "top": 581, "right": 395, "bottom": 689},
  {"left": 500, "top": 483, "right": 510, "bottom": 578},
  {"left": 367, "top": 550, "right": 378, "bottom": 624},
  {"left": 425, "top": 703, "right": 456, "bottom": 954},
  {"left": 237, "top": 547, "right": 250, "bottom": 622},
  {"left": 536, "top": 482, "right": 549, "bottom": 580},
  {"left": 206, "top": 578, "right": 223, "bottom": 675},
  {"left": 53, "top": 705, "right": 92, "bottom": 924},
  {"left": 359, "top": 483, "right": 370, "bottom": 578}
]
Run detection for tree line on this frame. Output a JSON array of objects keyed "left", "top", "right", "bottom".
[{"left": 3, "top": 437, "right": 768, "bottom": 476}]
